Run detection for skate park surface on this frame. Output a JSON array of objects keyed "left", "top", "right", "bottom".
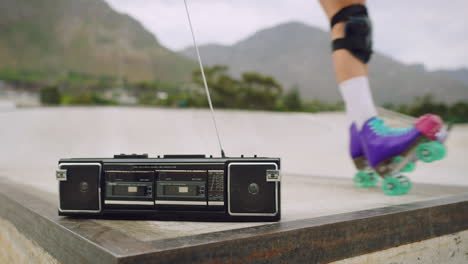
[{"left": 1, "top": 107, "right": 468, "bottom": 263}]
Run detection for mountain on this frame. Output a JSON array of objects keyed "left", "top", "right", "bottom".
[
  {"left": 0, "top": 0, "right": 195, "bottom": 83},
  {"left": 181, "top": 22, "right": 468, "bottom": 104},
  {"left": 433, "top": 68, "right": 468, "bottom": 86}
]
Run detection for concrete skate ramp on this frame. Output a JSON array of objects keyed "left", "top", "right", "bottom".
[{"left": 1, "top": 107, "right": 468, "bottom": 263}]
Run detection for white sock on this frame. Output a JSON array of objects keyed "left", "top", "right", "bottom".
[{"left": 339, "top": 76, "right": 377, "bottom": 129}]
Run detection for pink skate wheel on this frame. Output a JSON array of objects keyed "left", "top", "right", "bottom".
[{"left": 414, "top": 114, "right": 443, "bottom": 140}]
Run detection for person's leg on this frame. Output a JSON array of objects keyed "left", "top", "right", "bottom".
[
  {"left": 320, "top": 0, "right": 368, "bottom": 82},
  {"left": 319, "top": 0, "right": 446, "bottom": 191},
  {"left": 319, "top": 0, "right": 377, "bottom": 129}
]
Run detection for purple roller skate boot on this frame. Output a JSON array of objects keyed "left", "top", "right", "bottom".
[
  {"left": 350, "top": 123, "right": 379, "bottom": 188},
  {"left": 359, "top": 114, "right": 447, "bottom": 195},
  {"left": 350, "top": 123, "right": 366, "bottom": 169}
]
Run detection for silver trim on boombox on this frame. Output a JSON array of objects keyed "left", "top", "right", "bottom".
[
  {"left": 227, "top": 162, "right": 279, "bottom": 217},
  {"left": 104, "top": 200, "right": 154, "bottom": 206},
  {"left": 156, "top": 170, "right": 208, "bottom": 173},
  {"left": 57, "top": 163, "right": 102, "bottom": 214},
  {"left": 208, "top": 201, "right": 224, "bottom": 206},
  {"left": 155, "top": 200, "right": 207, "bottom": 206},
  {"left": 105, "top": 170, "right": 154, "bottom": 173},
  {"left": 112, "top": 163, "right": 222, "bottom": 165}
]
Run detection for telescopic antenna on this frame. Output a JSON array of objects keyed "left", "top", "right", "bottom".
[{"left": 183, "top": 0, "right": 226, "bottom": 158}]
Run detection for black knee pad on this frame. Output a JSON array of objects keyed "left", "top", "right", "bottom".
[{"left": 330, "top": 4, "right": 373, "bottom": 64}]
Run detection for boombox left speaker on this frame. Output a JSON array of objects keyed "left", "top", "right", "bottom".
[
  {"left": 56, "top": 163, "right": 101, "bottom": 213},
  {"left": 227, "top": 162, "right": 280, "bottom": 217}
]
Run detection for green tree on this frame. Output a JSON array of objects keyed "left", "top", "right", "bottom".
[
  {"left": 192, "top": 66, "right": 284, "bottom": 110},
  {"left": 134, "top": 81, "right": 160, "bottom": 105},
  {"left": 40, "top": 86, "right": 61, "bottom": 105},
  {"left": 448, "top": 102, "right": 468, "bottom": 123},
  {"left": 387, "top": 94, "right": 468, "bottom": 124},
  {"left": 283, "top": 86, "right": 302, "bottom": 111},
  {"left": 407, "top": 95, "right": 448, "bottom": 120},
  {"left": 240, "top": 72, "right": 283, "bottom": 110},
  {"left": 192, "top": 65, "right": 239, "bottom": 108}
]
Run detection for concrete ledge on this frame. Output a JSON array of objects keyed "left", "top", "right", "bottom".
[
  {"left": 331, "top": 230, "right": 468, "bottom": 263},
  {"left": 0, "top": 218, "right": 59, "bottom": 264},
  {"left": 1, "top": 177, "right": 468, "bottom": 264}
]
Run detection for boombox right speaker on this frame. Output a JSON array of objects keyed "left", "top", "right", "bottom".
[{"left": 227, "top": 162, "right": 280, "bottom": 217}]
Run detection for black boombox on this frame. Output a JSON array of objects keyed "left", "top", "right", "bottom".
[{"left": 56, "top": 154, "right": 281, "bottom": 221}]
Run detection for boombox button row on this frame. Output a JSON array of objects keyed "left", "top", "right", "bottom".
[
  {"left": 240, "top": 155, "right": 258, "bottom": 158},
  {"left": 113, "top": 153, "right": 149, "bottom": 159}
]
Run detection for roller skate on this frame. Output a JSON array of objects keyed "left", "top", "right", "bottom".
[{"left": 350, "top": 114, "right": 448, "bottom": 195}]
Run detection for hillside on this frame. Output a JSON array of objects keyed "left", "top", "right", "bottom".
[
  {"left": 0, "top": 0, "right": 195, "bottom": 83},
  {"left": 434, "top": 68, "right": 468, "bottom": 86},
  {"left": 181, "top": 22, "right": 468, "bottom": 104}
]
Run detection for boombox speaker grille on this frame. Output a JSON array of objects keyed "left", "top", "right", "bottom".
[
  {"left": 228, "top": 162, "right": 278, "bottom": 216},
  {"left": 58, "top": 163, "right": 101, "bottom": 213}
]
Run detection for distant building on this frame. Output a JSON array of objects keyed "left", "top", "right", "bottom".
[
  {"left": 0, "top": 81, "right": 40, "bottom": 108},
  {"left": 104, "top": 87, "right": 138, "bottom": 105},
  {"left": 117, "top": 93, "right": 138, "bottom": 105}
]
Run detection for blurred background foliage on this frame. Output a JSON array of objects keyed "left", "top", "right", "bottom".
[
  {"left": 2, "top": 65, "right": 465, "bottom": 123},
  {"left": 17, "top": 65, "right": 344, "bottom": 113},
  {"left": 384, "top": 95, "right": 468, "bottom": 124}
]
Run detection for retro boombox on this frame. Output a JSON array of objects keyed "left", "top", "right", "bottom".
[
  {"left": 56, "top": 1, "right": 282, "bottom": 222},
  {"left": 56, "top": 154, "right": 281, "bottom": 221}
]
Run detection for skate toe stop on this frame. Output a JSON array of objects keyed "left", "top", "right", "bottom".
[{"left": 415, "top": 114, "right": 443, "bottom": 140}]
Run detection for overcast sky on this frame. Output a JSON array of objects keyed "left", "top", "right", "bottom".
[{"left": 105, "top": 0, "right": 468, "bottom": 70}]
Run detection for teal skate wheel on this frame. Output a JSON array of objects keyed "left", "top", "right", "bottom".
[
  {"left": 382, "top": 176, "right": 403, "bottom": 196},
  {"left": 416, "top": 143, "right": 438, "bottom": 163},
  {"left": 396, "top": 175, "right": 412, "bottom": 194},
  {"left": 367, "top": 171, "right": 379, "bottom": 187},
  {"left": 393, "top": 156, "right": 416, "bottom": 173},
  {"left": 353, "top": 171, "right": 379, "bottom": 188},
  {"left": 432, "top": 141, "right": 446, "bottom": 161},
  {"left": 363, "top": 171, "right": 379, "bottom": 187},
  {"left": 353, "top": 171, "right": 368, "bottom": 188},
  {"left": 402, "top": 162, "right": 416, "bottom": 173}
]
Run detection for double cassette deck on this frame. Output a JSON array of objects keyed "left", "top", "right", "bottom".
[{"left": 56, "top": 154, "right": 281, "bottom": 221}]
